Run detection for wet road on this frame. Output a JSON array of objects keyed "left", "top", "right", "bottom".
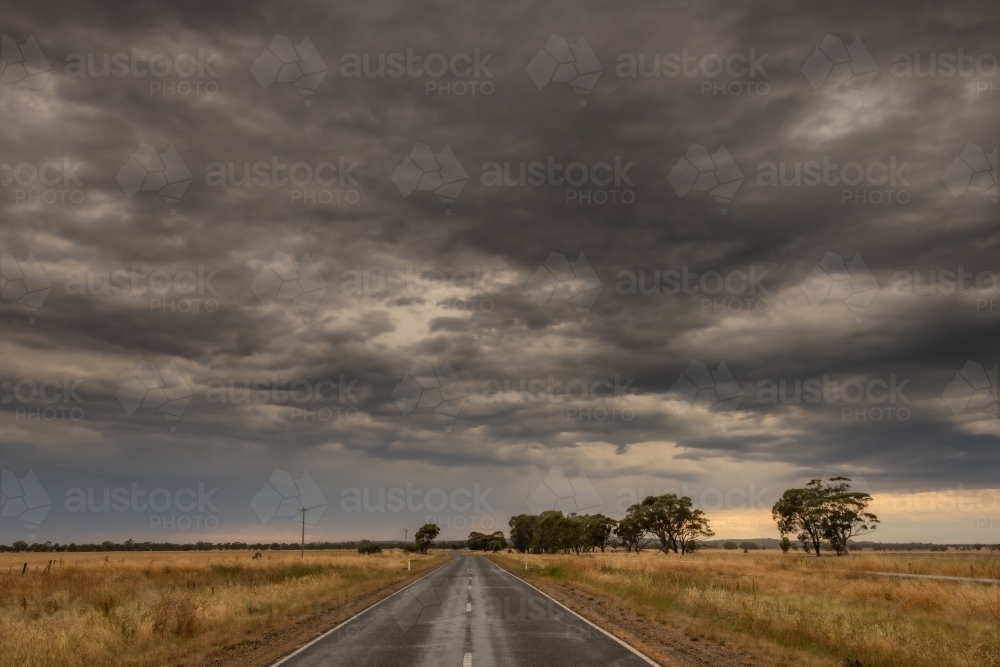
[{"left": 274, "top": 554, "right": 657, "bottom": 667}]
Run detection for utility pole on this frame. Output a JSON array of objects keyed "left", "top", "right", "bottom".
[
  {"left": 298, "top": 506, "right": 316, "bottom": 559},
  {"left": 403, "top": 528, "right": 407, "bottom": 550}
]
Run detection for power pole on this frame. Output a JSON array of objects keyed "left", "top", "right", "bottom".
[
  {"left": 403, "top": 528, "right": 407, "bottom": 550},
  {"left": 298, "top": 506, "right": 316, "bottom": 558}
]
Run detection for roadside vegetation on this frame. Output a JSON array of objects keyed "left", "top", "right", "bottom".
[
  {"left": 0, "top": 549, "right": 444, "bottom": 667},
  {"left": 490, "top": 549, "right": 1000, "bottom": 667}
]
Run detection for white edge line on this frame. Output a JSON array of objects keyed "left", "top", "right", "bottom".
[
  {"left": 489, "top": 559, "right": 662, "bottom": 667},
  {"left": 269, "top": 557, "right": 453, "bottom": 666}
]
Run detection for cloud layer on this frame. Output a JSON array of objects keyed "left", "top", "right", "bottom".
[{"left": 0, "top": 0, "right": 997, "bottom": 543}]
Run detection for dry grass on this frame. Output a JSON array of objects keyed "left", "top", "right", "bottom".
[
  {"left": 0, "top": 549, "right": 445, "bottom": 667},
  {"left": 491, "top": 550, "right": 1000, "bottom": 667}
]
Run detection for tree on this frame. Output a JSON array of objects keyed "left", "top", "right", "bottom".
[
  {"left": 583, "top": 514, "right": 617, "bottom": 552},
  {"left": 739, "top": 541, "right": 759, "bottom": 552},
  {"left": 508, "top": 514, "right": 539, "bottom": 553},
  {"left": 614, "top": 515, "right": 648, "bottom": 553},
  {"left": 773, "top": 478, "right": 878, "bottom": 556},
  {"left": 630, "top": 494, "right": 714, "bottom": 556},
  {"left": 358, "top": 542, "right": 382, "bottom": 555},
  {"left": 536, "top": 510, "right": 566, "bottom": 553},
  {"left": 556, "top": 514, "right": 587, "bottom": 554},
  {"left": 723, "top": 540, "right": 739, "bottom": 550},
  {"left": 820, "top": 478, "right": 879, "bottom": 555},
  {"left": 467, "top": 531, "right": 506, "bottom": 551},
  {"left": 414, "top": 523, "right": 440, "bottom": 553},
  {"left": 779, "top": 536, "right": 792, "bottom": 554},
  {"left": 772, "top": 481, "right": 828, "bottom": 556}
]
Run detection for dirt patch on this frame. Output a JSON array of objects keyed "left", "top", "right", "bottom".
[
  {"left": 200, "top": 558, "right": 450, "bottom": 667},
  {"left": 499, "top": 570, "right": 757, "bottom": 667}
]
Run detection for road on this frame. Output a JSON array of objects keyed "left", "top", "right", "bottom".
[{"left": 274, "top": 554, "right": 657, "bottom": 667}]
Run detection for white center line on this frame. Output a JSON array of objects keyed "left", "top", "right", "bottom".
[
  {"left": 463, "top": 652, "right": 473, "bottom": 667},
  {"left": 466, "top": 602, "right": 472, "bottom": 612}
]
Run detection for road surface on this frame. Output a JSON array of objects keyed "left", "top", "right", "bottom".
[{"left": 274, "top": 554, "right": 657, "bottom": 667}]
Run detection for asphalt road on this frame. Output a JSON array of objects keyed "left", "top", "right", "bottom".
[{"left": 274, "top": 554, "right": 657, "bottom": 667}]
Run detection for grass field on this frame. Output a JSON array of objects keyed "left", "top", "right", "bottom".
[
  {"left": 0, "top": 549, "right": 445, "bottom": 667},
  {"left": 490, "top": 549, "right": 1000, "bottom": 667}
]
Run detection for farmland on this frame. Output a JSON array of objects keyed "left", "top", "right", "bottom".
[
  {"left": 0, "top": 549, "right": 445, "bottom": 667},
  {"left": 490, "top": 549, "right": 1000, "bottom": 667}
]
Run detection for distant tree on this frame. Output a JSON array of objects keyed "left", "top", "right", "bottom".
[
  {"left": 723, "top": 540, "right": 739, "bottom": 550},
  {"left": 739, "top": 541, "right": 759, "bottom": 552},
  {"left": 773, "top": 478, "right": 878, "bottom": 556},
  {"left": 508, "top": 514, "right": 539, "bottom": 553},
  {"left": 357, "top": 542, "right": 382, "bottom": 555},
  {"left": 536, "top": 510, "right": 566, "bottom": 553},
  {"left": 467, "top": 531, "right": 506, "bottom": 551},
  {"left": 820, "top": 478, "right": 879, "bottom": 556},
  {"left": 772, "top": 480, "right": 830, "bottom": 556},
  {"left": 630, "top": 494, "right": 714, "bottom": 555},
  {"left": 584, "top": 514, "right": 617, "bottom": 552},
  {"left": 779, "top": 536, "right": 792, "bottom": 554},
  {"left": 414, "top": 523, "right": 440, "bottom": 553},
  {"left": 615, "top": 515, "right": 649, "bottom": 553},
  {"left": 559, "top": 514, "right": 589, "bottom": 554}
]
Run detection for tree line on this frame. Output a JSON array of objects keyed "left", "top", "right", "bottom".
[
  {"left": 504, "top": 478, "right": 878, "bottom": 557},
  {"left": 508, "top": 493, "right": 713, "bottom": 555}
]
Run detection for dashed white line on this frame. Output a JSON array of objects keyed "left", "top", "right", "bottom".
[
  {"left": 463, "top": 652, "right": 473, "bottom": 667},
  {"left": 466, "top": 602, "right": 472, "bottom": 612}
]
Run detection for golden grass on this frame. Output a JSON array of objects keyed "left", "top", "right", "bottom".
[
  {"left": 491, "top": 550, "right": 1000, "bottom": 667},
  {"left": 0, "top": 549, "right": 446, "bottom": 667}
]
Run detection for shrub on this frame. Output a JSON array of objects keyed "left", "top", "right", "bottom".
[{"left": 357, "top": 542, "right": 382, "bottom": 555}]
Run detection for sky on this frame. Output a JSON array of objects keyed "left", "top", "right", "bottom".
[{"left": 0, "top": 0, "right": 997, "bottom": 546}]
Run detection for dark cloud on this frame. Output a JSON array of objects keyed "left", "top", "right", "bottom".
[{"left": 0, "top": 0, "right": 997, "bottom": 543}]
